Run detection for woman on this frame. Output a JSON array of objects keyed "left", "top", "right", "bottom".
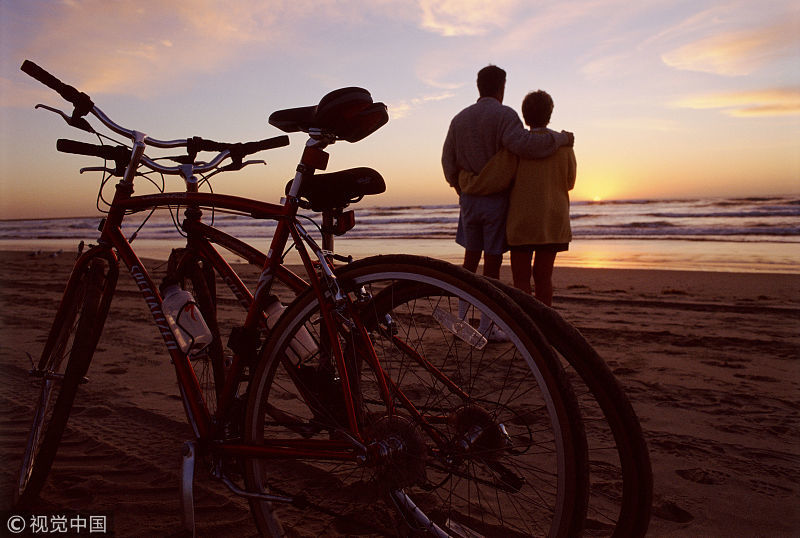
[{"left": 459, "top": 90, "right": 576, "bottom": 306}]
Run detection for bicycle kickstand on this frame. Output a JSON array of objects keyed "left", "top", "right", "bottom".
[{"left": 180, "top": 440, "right": 196, "bottom": 537}]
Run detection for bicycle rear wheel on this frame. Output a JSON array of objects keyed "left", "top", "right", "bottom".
[
  {"left": 490, "top": 280, "right": 652, "bottom": 537},
  {"left": 14, "top": 257, "right": 110, "bottom": 507},
  {"left": 244, "top": 255, "right": 587, "bottom": 537}
]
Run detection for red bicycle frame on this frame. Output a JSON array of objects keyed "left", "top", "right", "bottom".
[{"left": 77, "top": 148, "right": 395, "bottom": 462}]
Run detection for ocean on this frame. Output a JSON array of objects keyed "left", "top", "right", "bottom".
[{"left": 1, "top": 196, "right": 798, "bottom": 273}]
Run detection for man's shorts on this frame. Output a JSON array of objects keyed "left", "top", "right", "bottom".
[{"left": 456, "top": 193, "right": 508, "bottom": 255}]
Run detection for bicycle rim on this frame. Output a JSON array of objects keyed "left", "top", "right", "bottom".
[
  {"left": 14, "top": 259, "right": 107, "bottom": 507},
  {"left": 245, "top": 255, "right": 587, "bottom": 537}
]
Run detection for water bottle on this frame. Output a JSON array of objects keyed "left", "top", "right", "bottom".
[
  {"left": 161, "top": 283, "right": 213, "bottom": 355},
  {"left": 433, "top": 307, "right": 487, "bottom": 350},
  {"left": 263, "top": 294, "right": 317, "bottom": 361}
]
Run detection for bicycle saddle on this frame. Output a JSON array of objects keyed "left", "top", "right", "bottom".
[
  {"left": 269, "top": 87, "right": 388, "bottom": 143},
  {"left": 287, "top": 167, "right": 385, "bottom": 212}
]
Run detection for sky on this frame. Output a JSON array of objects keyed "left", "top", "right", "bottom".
[{"left": 0, "top": 0, "right": 798, "bottom": 219}]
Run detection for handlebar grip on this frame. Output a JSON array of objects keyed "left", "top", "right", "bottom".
[
  {"left": 57, "top": 139, "right": 124, "bottom": 160},
  {"left": 21, "top": 60, "right": 93, "bottom": 112},
  {"left": 239, "top": 135, "right": 290, "bottom": 155},
  {"left": 187, "top": 135, "right": 290, "bottom": 164}
]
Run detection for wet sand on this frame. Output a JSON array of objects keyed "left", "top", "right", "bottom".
[{"left": 0, "top": 250, "right": 797, "bottom": 536}]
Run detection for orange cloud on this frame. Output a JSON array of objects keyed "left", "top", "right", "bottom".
[
  {"left": 674, "top": 88, "right": 800, "bottom": 117},
  {"left": 418, "top": 0, "right": 519, "bottom": 36},
  {"left": 389, "top": 91, "right": 455, "bottom": 119},
  {"left": 662, "top": 19, "right": 799, "bottom": 76},
  {"left": 11, "top": 0, "right": 307, "bottom": 98}
]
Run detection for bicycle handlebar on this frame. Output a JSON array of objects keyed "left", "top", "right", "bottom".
[
  {"left": 24, "top": 59, "right": 291, "bottom": 177},
  {"left": 187, "top": 135, "right": 289, "bottom": 168},
  {"left": 57, "top": 135, "right": 288, "bottom": 176},
  {"left": 57, "top": 139, "right": 127, "bottom": 161},
  {"left": 57, "top": 138, "right": 250, "bottom": 176},
  {"left": 21, "top": 60, "right": 93, "bottom": 112}
]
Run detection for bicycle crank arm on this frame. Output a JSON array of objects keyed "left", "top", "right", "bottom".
[{"left": 220, "top": 475, "right": 295, "bottom": 504}]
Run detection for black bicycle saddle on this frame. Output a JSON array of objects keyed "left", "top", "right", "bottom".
[
  {"left": 269, "top": 87, "right": 388, "bottom": 143},
  {"left": 286, "top": 167, "right": 385, "bottom": 212}
]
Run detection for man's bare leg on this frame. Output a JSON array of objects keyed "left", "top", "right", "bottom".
[
  {"left": 463, "top": 249, "right": 482, "bottom": 273},
  {"left": 460, "top": 249, "right": 482, "bottom": 319},
  {"left": 483, "top": 253, "right": 502, "bottom": 280}
]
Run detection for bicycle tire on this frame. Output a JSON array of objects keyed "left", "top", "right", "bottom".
[
  {"left": 244, "top": 255, "right": 588, "bottom": 537},
  {"left": 490, "top": 279, "right": 653, "bottom": 537},
  {"left": 13, "top": 258, "right": 109, "bottom": 508}
]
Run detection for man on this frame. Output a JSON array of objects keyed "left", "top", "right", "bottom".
[{"left": 441, "top": 65, "right": 573, "bottom": 281}]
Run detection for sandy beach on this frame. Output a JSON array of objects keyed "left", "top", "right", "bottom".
[{"left": 0, "top": 250, "right": 797, "bottom": 536}]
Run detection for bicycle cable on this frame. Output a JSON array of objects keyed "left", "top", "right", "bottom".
[{"left": 281, "top": 214, "right": 324, "bottom": 262}]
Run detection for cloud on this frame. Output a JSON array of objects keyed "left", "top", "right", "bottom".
[
  {"left": 8, "top": 0, "right": 285, "bottom": 98},
  {"left": 661, "top": 18, "right": 800, "bottom": 76},
  {"left": 674, "top": 88, "right": 800, "bottom": 117},
  {"left": 0, "top": 76, "right": 54, "bottom": 108},
  {"left": 579, "top": 51, "right": 632, "bottom": 81},
  {"left": 599, "top": 116, "right": 681, "bottom": 132},
  {"left": 10, "top": 0, "right": 406, "bottom": 99},
  {"left": 418, "top": 0, "right": 520, "bottom": 36},
  {"left": 389, "top": 91, "right": 455, "bottom": 119}
]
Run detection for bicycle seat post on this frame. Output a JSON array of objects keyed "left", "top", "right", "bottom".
[{"left": 321, "top": 211, "right": 335, "bottom": 252}]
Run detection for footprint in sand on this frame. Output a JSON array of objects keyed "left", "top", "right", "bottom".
[
  {"left": 700, "top": 360, "right": 746, "bottom": 369},
  {"left": 652, "top": 498, "right": 694, "bottom": 523},
  {"left": 75, "top": 405, "right": 114, "bottom": 418},
  {"left": 104, "top": 367, "right": 128, "bottom": 375},
  {"left": 733, "top": 373, "right": 780, "bottom": 383},
  {"left": 676, "top": 467, "right": 727, "bottom": 485}
]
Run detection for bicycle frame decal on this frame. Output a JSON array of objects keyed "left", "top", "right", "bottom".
[
  {"left": 254, "top": 266, "right": 274, "bottom": 300},
  {"left": 129, "top": 264, "right": 178, "bottom": 351},
  {"left": 223, "top": 274, "right": 252, "bottom": 310}
]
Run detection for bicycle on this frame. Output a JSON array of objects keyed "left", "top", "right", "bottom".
[
  {"left": 67, "top": 151, "right": 651, "bottom": 536},
  {"left": 14, "top": 60, "right": 590, "bottom": 537}
]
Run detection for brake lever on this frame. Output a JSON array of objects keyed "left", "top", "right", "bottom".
[
  {"left": 80, "top": 166, "right": 120, "bottom": 176},
  {"left": 35, "top": 104, "right": 95, "bottom": 133},
  {"left": 212, "top": 159, "right": 267, "bottom": 176}
]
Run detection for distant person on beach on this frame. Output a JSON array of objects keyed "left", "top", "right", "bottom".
[
  {"left": 441, "top": 65, "right": 573, "bottom": 282},
  {"left": 461, "top": 90, "right": 576, "bottom": 306}
]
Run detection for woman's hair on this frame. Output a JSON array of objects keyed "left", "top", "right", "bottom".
[
  {"left": 477, "top": 65, "right": 506, "bottom": 97},
  {"left": 522, "top": 90, "right": 554, "bottom": 128}
]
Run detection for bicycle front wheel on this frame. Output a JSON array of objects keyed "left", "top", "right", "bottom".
[
  {"left": 14, "top": 258, "right": 110, "bottom": 508},
  {"left": 244, "top": 255, "right": 587, "bottom": 537}
]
